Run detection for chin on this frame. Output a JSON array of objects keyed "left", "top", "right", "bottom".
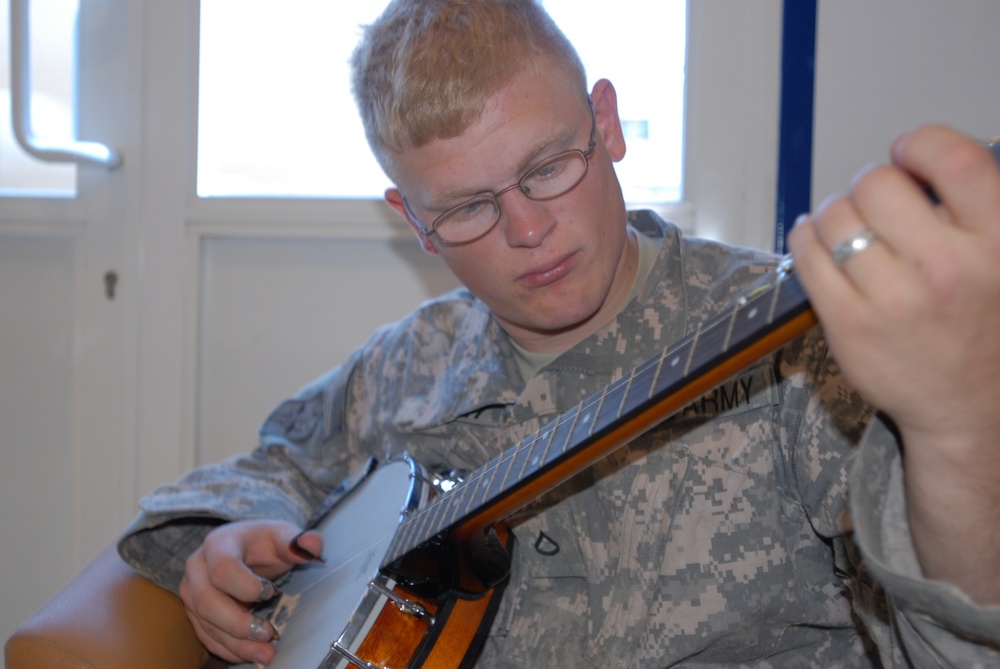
[{"left": 537, "top": 303, "right": 604, "bottom": 334}]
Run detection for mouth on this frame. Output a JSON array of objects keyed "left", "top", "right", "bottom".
[{"left": 518, "top": 251, "right": 579, "bottom": 288}]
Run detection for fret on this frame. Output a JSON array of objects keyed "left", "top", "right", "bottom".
[
  {"left": 767, "top": 276, "right": 783, "bottom": 323},
  {"left": 480, "top": 450, "right": 512, "bottom": 504},
  {"left": 593, "top": 377, "right": 629, "bottom": 440},
  {"left": 730, "top": 293, "right": 766, "bottom": 351},
  {"left": 655, "top": 339, "right": 690, "bottom": 398},
  {"left": 496, "top": 440, "right": 521, "bottom": 494},
  {"left": 628, "top": 356, "right": 656, "bottom": 406},
  {"left": 509, "top": 434, "right": 535, "bottom": 484},
  {"left": 648, "top": 347, "right": 668, "bottom": 401},
  {"left": 411, "top": 495, "right": 442, "bottom": 548},
  {"left": 397, "top": 503, "right": 428, "bottom": 558},
  {"left": 687, "top": 315, "right": 730, "bottom": 380},
  {"left": 414, "top": 496, "right": 440, "bottom": 547},
  {"left": 516, "top": 430, "right": 544, "bottom": 482},
  {"left": 482, "top": 454, "right": 509, "bottom": 502},
  {"left": 482, "top": 453, "right": 506, "bottom": 500},
  {"left": 559, "top": 401, "right": 584, "bottom": 456},
  {"left": 434, "top": 483, "right": 461, "bottom": 536},
  {"left": 569, "top": 401, "right": 596, "bottom": 448},
  {"left": 446, "top": 461, "right": 489, "bottom": 528},
  {"left": 432, "top": 477, "right": 461, "bottom": 534},
  {"left": 446, "top": 473, "right": 474, "bottom": 528},
  {"left": 722, "top": 301, "right": 740, "bottom": 352},
  {"left": 589, "top": 386, "right": 610, "bottom": 436},
  {"left": 683, "top": 323, "right": 702, "bottom": 376},
  {"left": 552, "top": 405, "right": 579, "bottom": 456},
  {"left": 617, "top": 366, "right": 638, "bottom": 419},
  {"left": 536, "top": 414, "right": 563, "bottom": 473},
  {"left": 458, "top": 467, "right": 489, "bottom": 526},
  {"left": 525, "top": 433, "right": 549, "bottom": 478}
]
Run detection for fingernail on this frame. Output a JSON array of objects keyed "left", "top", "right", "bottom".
[
  {"left": 290, "top": 532, "right": 326, "bottom": 563},
  {"left": 256, "top": 575, "right": 280, "bottom": 603}
]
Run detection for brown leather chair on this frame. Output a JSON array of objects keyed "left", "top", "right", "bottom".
[{"left": 4, "top": 541, "right": 221, "bottom": 669}]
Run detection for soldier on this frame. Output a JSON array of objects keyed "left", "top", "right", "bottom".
[{"left": 120, "top": 0, "right": 1000, "bottom": 666}]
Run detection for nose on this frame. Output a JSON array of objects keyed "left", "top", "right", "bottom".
[{"left": 500, "top": 188, "right": 556, "bottom": 248}]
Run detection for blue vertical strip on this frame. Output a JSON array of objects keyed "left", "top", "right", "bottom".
[{"left": 774, "top": 0, "right": 817, "bottom": 254}]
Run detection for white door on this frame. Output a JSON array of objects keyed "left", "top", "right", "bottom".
[
  {"left": 0, "top": 0, "right": 464, "bottom": 641},
  {"left": 1, "top": 0, "right": 137, "bottom": 640}
]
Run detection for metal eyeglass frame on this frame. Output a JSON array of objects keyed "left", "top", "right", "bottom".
[{"left": 402, "top": 99, "right": 598, "bottom": 245}]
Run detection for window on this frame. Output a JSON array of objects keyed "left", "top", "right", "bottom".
[
  {"left": 546, "top": 0, "right": 685, "bottom": 205},
  {"left": 196, "top": 0, "right": 686, "bottom": 205}
]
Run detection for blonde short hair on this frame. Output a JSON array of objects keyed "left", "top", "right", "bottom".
[{"left": 351, "top": 0, "right": 588, "bottom": 177}]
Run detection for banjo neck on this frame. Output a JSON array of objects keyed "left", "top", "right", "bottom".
[{"left": 386, "top": 258, "right": 816, "bottom": 565}]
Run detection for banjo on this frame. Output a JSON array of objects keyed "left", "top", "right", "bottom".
[
  {"left": 262, "top": 137, "right": 1000, "bottom": 669},
  {"left": 260, "top": 256, "right": 816, "bottom": 669}
]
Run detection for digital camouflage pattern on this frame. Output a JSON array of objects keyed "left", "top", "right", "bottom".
[{"left": 119, "top": 212, "right": 1000, "bottom": 667}]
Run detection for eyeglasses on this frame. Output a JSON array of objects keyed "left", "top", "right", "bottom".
[{"left": 404, "top": 100, "right": 597, "bottom": 245}]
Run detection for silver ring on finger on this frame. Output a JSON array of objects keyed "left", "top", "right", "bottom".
[{"left": 831, "top": 229, "right": 878, "bottom": 267}]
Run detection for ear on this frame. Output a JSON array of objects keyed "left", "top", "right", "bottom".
[
  {"left": 385, "top": 188, "right": 439, "bottom": 255},
  {"left": 590, "top": 79, "right": 626, "bottom": 162}
]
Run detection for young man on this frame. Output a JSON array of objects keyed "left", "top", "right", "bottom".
[{"left": 119, "top": 0, "right": 1000, "bottom": 666}]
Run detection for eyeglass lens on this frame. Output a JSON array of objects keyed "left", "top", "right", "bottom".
[{"left": 434, "top": 150, "right": 588, "bottom": 243}]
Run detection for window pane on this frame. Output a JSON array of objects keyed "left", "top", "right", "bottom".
[
  {"left": 197, "top": 0, "right": 685, "bottom": 203},
  {"left": 0, "top": 0, "right": 78, "bottom": 197},
  {"left": 544, "top": 0, "right": 686, "bottom": 205},
  {"left": 197, "top": 1, "right": 386, "bottom": 198}
]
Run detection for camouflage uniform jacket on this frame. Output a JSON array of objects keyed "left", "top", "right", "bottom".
[{"left": 120, "top": 211, "right": 1000, "bottom": 667}]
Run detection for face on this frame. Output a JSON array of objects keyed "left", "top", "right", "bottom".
[{"left": 386, "top": 64, "right": 631, "bottom": 353}]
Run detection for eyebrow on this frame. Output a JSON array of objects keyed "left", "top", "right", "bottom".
[{"left": 426, "top": 123, "right": 581, "bottom": 211}]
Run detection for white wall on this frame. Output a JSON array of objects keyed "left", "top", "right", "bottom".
[
  {"left": 684, "top": 0, "right": 783, "bottom": 250},
  {"left": 813, "top": 1, "right": 1000, "bottom": 207}
]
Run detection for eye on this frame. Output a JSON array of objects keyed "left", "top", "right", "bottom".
[
  {"left": 441, "top": 197, "right": 494, "bottom": 224},
  {"left": 525, "top": 156, "right": 569, "bottom": 183}
]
